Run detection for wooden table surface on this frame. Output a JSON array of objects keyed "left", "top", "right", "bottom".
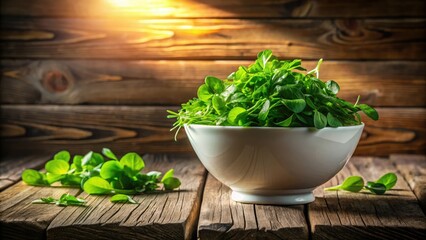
[{"left": 0, "top": 154, "right": 425, "bottom": 240}]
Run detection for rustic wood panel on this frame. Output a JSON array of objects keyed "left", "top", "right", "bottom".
[
  {"left": 47, "top": 154, "right": 205, "bottom": 240},
  {"left": 309, "top": 157, "right": 426, "bottom": 240},
  {"left": 198, "top": 174, "right": 308, "bottom": 239},
  {"left": 0, "top": 154, "right": 50, "bottom": 191},
  {"left": 2, "top": 60, "right": 425, "bottom": 107},
  {"left": 1, "top": 0, "right": 424, "bottom": 18},
  {"left": 0, "top": 105, "right": 191, "bottom": 156},
  {"left": 1, "top": 18, "right": 425, "bottom": 60},
  {"left": 0, "top": 106, "right": 425, "bottom": 156},
  {"left": 0, "top": 182, "right": 81, "bottom": 240},
  {"left": 391, "top": 154, "right": 426, "bottom": 212},
  {"left": 356, "top": 108, "right": 426, "bottom": 155}
]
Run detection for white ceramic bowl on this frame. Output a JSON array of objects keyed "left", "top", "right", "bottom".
[{"left": 184, "top": 123, "right": 364, "bottom": 205}]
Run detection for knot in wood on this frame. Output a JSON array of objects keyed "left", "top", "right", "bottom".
[{"left": 42, "top": 70, "right": 70, "bottom": 93}]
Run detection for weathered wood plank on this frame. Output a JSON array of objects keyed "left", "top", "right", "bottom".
[
  {"left": 0, "top": 154, "right": 50, "bottom": 191},
  {"left": 2, "top": 60, "right": 425, "bottom": 107},
  {"left": 198, "top": 174, "right": 308, "bottom": 239},
  {"left": 0, "top": 106, "right": 425, "bottom": 156},
  {"left": 1, "top": 0, "right": 424, "bottom": 18},
  {"left": 47, "top": 154, "right": 205, "bottom": 240},
  {"left": 1, "top": 18, "right": 424, "bottom": 60},
  {"left": 309, "top": 157, "right": 426, "bottom": 240},
  {"left": 356, "top": 108, "right": 426, "bottom": 156},
  {"left": 0, "top": 105, "right": 191, "bottom": 156},
  {"left": 0, "top": 182, "right": 81, "bottom": 240},
  {"left": 391, "top": 154, "right": 426, "bottom": 212}
]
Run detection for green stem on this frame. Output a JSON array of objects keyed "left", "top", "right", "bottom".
[{"left": 324, "top": 185, "right": 342, "bottom": 191}]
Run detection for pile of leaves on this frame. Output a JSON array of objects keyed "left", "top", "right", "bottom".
[
  {"left": 168, "top": 50, "right": 378, "bottom": 138},
  {"left": 22, "top": 149, "right": 181, "bottom": 205}
]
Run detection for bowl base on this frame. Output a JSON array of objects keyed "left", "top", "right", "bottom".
[{"left": 231, "top": 190, "right": 314, "bottom": 205}]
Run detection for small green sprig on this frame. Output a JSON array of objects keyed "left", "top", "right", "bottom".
[
  {"left": 22, "top": 149, "right": 182, "bottom": 197},
  {"left": 324, "top": 172, "right": 397, "bottom": 195},
  {"left": 110, "top": 194, "right": 138, "bottom": 204},
  {"left": 32, "top": 193, "right": 86, "bottom": 206},
  {"left": 168, "top": 50, "right": 379, "bottom": 139}
]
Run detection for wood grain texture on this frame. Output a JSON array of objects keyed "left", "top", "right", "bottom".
[
  {"left": 198, "top": 174, "right": 308, "bottom": 239},
  {"left": 309, "top": 157, "right": 426, "bottom": 240},
  {"left": 0, "top": 105, "right": 191, "bottom": 156},
  {"left": 1, "top": 0, "right": 425, "bottom": 18},
  {"left": 0, "top": 154, "right": 50, "bottom": 191},
  {"left": 356, "top": 108, "right": 426, "bottom": 155},
  {"left": 47, "top": 154, "right": 206, "bottom": 240},
  {"left": 1, "top": 105, "right": 425, "bottom": 156},
  {"left": 0, "top": 182, "right": 81, "bottom": 240},
  {"left": 2, "top": 60, "right": 425, "bottom": 107},
  {"left": 1, "top": 18, "right": 425, "bottom": 60},
  {"left": 391, "top": 154, "right": 426, "bottom": 212}
]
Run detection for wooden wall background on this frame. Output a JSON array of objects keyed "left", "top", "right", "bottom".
[{"left": 0, "top": 0, "right": 425, "bottom": 157}]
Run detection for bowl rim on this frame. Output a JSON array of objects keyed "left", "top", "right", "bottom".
[{"left": 184, "top": 122, "right": 364, "bottom": 131}]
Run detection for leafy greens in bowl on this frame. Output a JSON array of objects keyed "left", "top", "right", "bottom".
[{"left": 168, "top": 50, "right": 378, "bottom": 138}]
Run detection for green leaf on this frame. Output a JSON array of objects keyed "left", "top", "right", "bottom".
[
  {"left": 32, "top": 197, "right": 55, "bottom": 204},
  {"left": 358, "top": 104, "right": 379, "bottom": 121},
  {"left": 46, "top": 173, "right": 65, "bottom": 184},
  {"left": 161, "top": 169, "right": 174, "bottom": 182},
  {"left": 365, "top": 181, "right": 387, "bottom": 195},
  {"left": 54, "top": 150, "right": 70, "bottom": 162},
  {"left": 110, "top": 194, "right": 137, "bottom": 204},
  {"left": 258, "top": 99, "right": 270, "bottom": 121},
  {"left": 257, "top": 49, "right": 273, "bottom": 68},
  {"left": 276, "top": 114, "right": 293, "bottom": 127},
  {"left": 83, "top": 177, "right": 112, "bottom": 195},
  {"left": 100, "top": 161, "right": 123, "bottom": 179},
  {"left": 120, "top": 152, "right": 145, "bottom": 175},
  {"left": 32, "top": 194, "right": 86, "bottom": 206},
  {"left": 227, "top": 107, "right": 247, "bottom": 125},
  {"left": 376, "top": 173, "right": 397, "bottom": 190},
  {"left": 22, "top": 169, "right": 48, "bottom": 186},
  {"left": 205, "top": 76, "right": 225, "bottom": 94},
  {"left": 45, "top": 160, "right": 69, "bottom": 175},
  {"left": 102, "top": 148, "right": 118, "bottom": 160},
  {"left": 282, "top": 99, "right": 306, "bottom": 113},
  {"left": 81, "top": 151, "right": 94, "bottom": 166},
  {"left": 326, "top": 112, "right": 342, "bottom": 127},
  {"left": 197, "top": 84, "right": 212, "bottom": 102},
  {"left": 324, "top": 176, "right": 364, "bottom": 192},
  {"left": 57, "top": 193, "right": 86, "bottom": 206},
  {"left": 163, "top": 177, "right": 181, "bottom": 190},
  {"left": 72, "top": 155, "right": 83, "bottom": 172},
  {"left": 212, "top": 95, "right": 226, "bottom": 114},
  {"left": 326, "top": 80, "right": 340, "bottom": 94},
  {"left": 314, "top": 110, "right": 327, "bottom": 129},
  {"left": 60, "top": 175, "right": 82, "bottom": 186}
]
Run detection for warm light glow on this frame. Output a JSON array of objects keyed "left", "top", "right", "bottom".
[
  {"left": 108, "top": 0, "right": 175, "bottom": 16},
  {"left": 109, "top": 0, "right": 133, "bottom": 7}
]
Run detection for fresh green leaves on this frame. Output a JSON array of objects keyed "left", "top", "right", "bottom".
[
  {"left": 161, "top": 169, "right": 181, "bottom": 190},
  {"left": 365, "top": 182, "right": 387, "bottom": 195},
  {"left": 325, "top": 172, "right": 397, "bottom": 195},
  {"left": 32, "top": 193, "right": 86, "bottom": 207},
  {"left": 168, "top": 49, "right": 378, "bottom": 133},
  {"left": 45, "top": 160, "right": 69, "bottom": 175},
  {"left": 110, "top": 194, "right": 138, "bottom": 204},
  {"left": 376, "top": 173, "right": 397, "bottom": 190},
  {"left": 324, "top": 176, "right": 364, "bottom": 192},
  {"left": 22, "top": 169, "right": 48, "bottom": 186},
  {"left": 120, "top": 153, "right": 145, "bottom": 176},
  {"left": 23, "top": 149, "right": 182, "bottom": 200},
  {"left": 83, "top": 177, "right": 112, "bottom": 195}
]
